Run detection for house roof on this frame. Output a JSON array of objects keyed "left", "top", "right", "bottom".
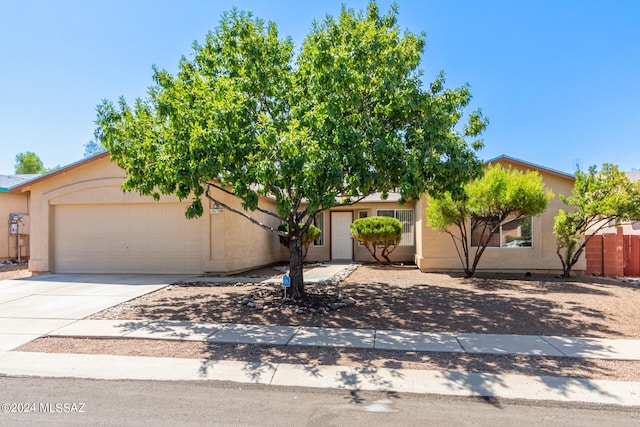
[
  {"left": 332, "top": 192, "right": 403, "bottom": 204},
  {"left": 627, "top": 172, "right": 640, "bottom": 183},
  {"left": 9, "top": 150, "right": 405, "bottom": 204},
  {"left": 10, "top": 152, "right": 110, "bottom": 193},
  {"left": 486, "top": 154, "right": 575, "bottom": 180},
  {"left": 0, "top": 174, "right": 42, "bottom": 192},
  {"left": 10, "top": 151, "right": 578, "bottom": 196}
]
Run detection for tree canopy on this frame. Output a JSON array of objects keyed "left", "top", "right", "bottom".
[
  {"left": 14, "top": 151, "right": 61, "bottom": 174},
  {"left": 427, "top": 164, "right": 553, "bottom": 278},
  {"left": 83, "top": 140, "right": 106, "bottom": 157},
  {"left": 14, "top": 151, "right": 45, "bottom": 174},
  {"left": 554, "top": 164, "right": 640, "bottom": 277},
  {"left": 95, "top": 2, "right": 487, "bottom": 298}
]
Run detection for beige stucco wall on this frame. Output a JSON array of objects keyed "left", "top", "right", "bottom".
[
  {"left": 204, "top": 185, "right": 285, "bottom": 273},
  {"left": 415, "top": 159, "right": 585, "bottom": 274},
  {"left": 18, "top": 155, "right": 283, "bottom": 274},
  {"left": 0, "top": 192, "right": 30, "bottom": 260},
  {"left": 304, "top": 201, "right": 416, "bottom": 264}
]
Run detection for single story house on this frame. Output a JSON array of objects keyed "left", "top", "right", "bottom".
[{"left": 9, "top": 153, "right": 583, "bottom": 275}]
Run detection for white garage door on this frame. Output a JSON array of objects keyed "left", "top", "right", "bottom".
[{"left": 54, "top": 204, "right": 202, "bottom": 273}]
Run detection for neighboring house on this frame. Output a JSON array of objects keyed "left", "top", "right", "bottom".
[
  {"left": 10, "top": 153, "right": 581, "bottom": 275},
  {"left": 1, "top": 174, "right": 38, "bottom": 260},
  {"left": 582, "top": 172, "right": 640, "bottom": 277},
  {"left": 586, "top": 171, "right": 640, "bottom": 236}
]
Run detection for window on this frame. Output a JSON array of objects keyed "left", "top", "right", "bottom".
[
  {"left": 313, "top": 212, "right": 324, "bottom": 246},
  {"left": 376, "top": 209, "right": 415, "bottom": 246},
  {"left": 356, "top": 210, "right": 369, "bottom": 245},
  {"left": 471, "top": 216, "right": 532, "bottom": 248}
]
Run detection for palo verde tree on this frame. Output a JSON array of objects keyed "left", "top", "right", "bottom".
[
  {"left": 95, "top": 2, "right": 487, "bottom": 299},
  {"left": 427, "top": 164, "right": 554, "bottom": 278},
  {"left": 554, "top": 164, "right": 640, "bottom": 278},
  {"left": 350, "top": 216, "right": 402, "bottom": 264}
]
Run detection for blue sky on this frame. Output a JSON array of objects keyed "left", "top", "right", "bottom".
[{"left": 1, "top": 0, "right": 638, "bottom": 175}]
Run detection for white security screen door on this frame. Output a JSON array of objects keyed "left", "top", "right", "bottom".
[{"left": 331, "top": 211, "right": 353, "bottom": 259}]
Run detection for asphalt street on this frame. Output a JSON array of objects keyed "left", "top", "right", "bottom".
[{"left": 1, "top": 377, "right": 640, "bottom": 426}]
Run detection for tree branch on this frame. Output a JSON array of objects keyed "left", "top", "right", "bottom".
[
  {"left": 568, "top": 217, "right": 620, "bottom": 269},
  {"left": 204, "top": 183, "right": 286, "bottom": 237},
  {"left": 202, "top": 180, "right": 284, "bottom": 222},
  {"left": 315, "top": 191, "right": 375, "bottom": 215},
  {"left": 447, "top": 228, "right": 467, "bottom": 271}
]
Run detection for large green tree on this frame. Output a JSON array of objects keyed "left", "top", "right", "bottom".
[
  {"left": 14, "top": 151, "right": 60, "bottom": 174},
  {"left": 95, "top": 3, "right": 487, "bottom": 298},
  {"left": 554, "top": 164, "right": 640, "bottom": 278},
  {"left": 427, "top": 164, "right": 553, "bottom": 278},
  {"left": 15, "top": 151, "right": 46, "bottom": 174}
]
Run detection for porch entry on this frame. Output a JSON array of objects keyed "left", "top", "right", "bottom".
[{"left": 331, "top": 211, "right": 353, "bottom": 259}]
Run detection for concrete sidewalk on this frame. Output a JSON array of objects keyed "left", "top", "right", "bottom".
[
  {"left": 1, "top": 350, "right": 640, "bottom": 406},
  {"left": 41, "top": 319, "right": 640, "bottom": 361}
]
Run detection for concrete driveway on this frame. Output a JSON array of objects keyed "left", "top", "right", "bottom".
[{"left": 0, "top": 274, "right": 192, "bottom": 351}]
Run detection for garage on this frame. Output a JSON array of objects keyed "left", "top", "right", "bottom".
[{"left": 53, "top": 203, "right": 202, "bottom": 274}]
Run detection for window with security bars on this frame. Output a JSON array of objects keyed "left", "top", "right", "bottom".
[{"left": 376, "top": 209, "right": 415, "bottom": 246}]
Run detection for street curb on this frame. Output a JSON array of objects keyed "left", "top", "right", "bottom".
[{"left": 1, "top": 350, "right": 639, "bottom": 407}]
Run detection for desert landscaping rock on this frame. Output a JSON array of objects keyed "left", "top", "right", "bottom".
[
  {"left": 240, "top": 286, "right": 358, "bottom": 315},
  {"left": 0, "top": 263, "right": 31, "bottom": 281}
]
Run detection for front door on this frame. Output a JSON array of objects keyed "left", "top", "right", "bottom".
[{"left": 331, "top": 211, "right": 353, "bottom": 259}]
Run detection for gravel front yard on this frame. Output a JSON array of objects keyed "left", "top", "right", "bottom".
[
  {"left": 93, "top": 265, "right": 640, "bottom": 338},
  {"left": 18, "top": 264, "right": 640, "bottom": 381}
]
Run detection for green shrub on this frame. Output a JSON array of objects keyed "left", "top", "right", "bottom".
[
  {"left": 350, "top": 216, "right": 402, "bottom": 264},
  {"left": 278, "top": 223, "right": 321, "bottom": 259}
]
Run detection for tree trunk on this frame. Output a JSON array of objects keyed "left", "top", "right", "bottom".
[
  {"left": 363, "top": 242, "right": 383, "bottom": 264},
  {"left": 562, "top": 248, "right": 573, "bottom": 278},
  {"left": 288, "top": 233, "right": 305, "bottom": 299},
  {"left": 557, "top": 241, "right": 580, "bottom": 278}
]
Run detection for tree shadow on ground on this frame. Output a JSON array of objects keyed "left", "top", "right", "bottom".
[
  {"left": 198, "top": 342, "right": 628, "bottom": 407},
  {"left": 120, "top": 279, "right": 625, "bottom": 339}
]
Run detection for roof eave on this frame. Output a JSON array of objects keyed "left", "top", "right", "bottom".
[
  {"left": 486, "top": 154, "right": 575, "bottom": 180},
  {"left": 9, "top": 151, "right": 111, "bottom": 193}
]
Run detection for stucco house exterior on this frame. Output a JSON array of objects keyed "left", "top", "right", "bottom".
[
  {"left": 1, "top": 174, "right": 38, "bottom": 261},
  {"left": 9, "top": 153, "right": 583, "bottom": 275},
  {"left": 415, "top": 155, "right": 583, "bottom": 274}
]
